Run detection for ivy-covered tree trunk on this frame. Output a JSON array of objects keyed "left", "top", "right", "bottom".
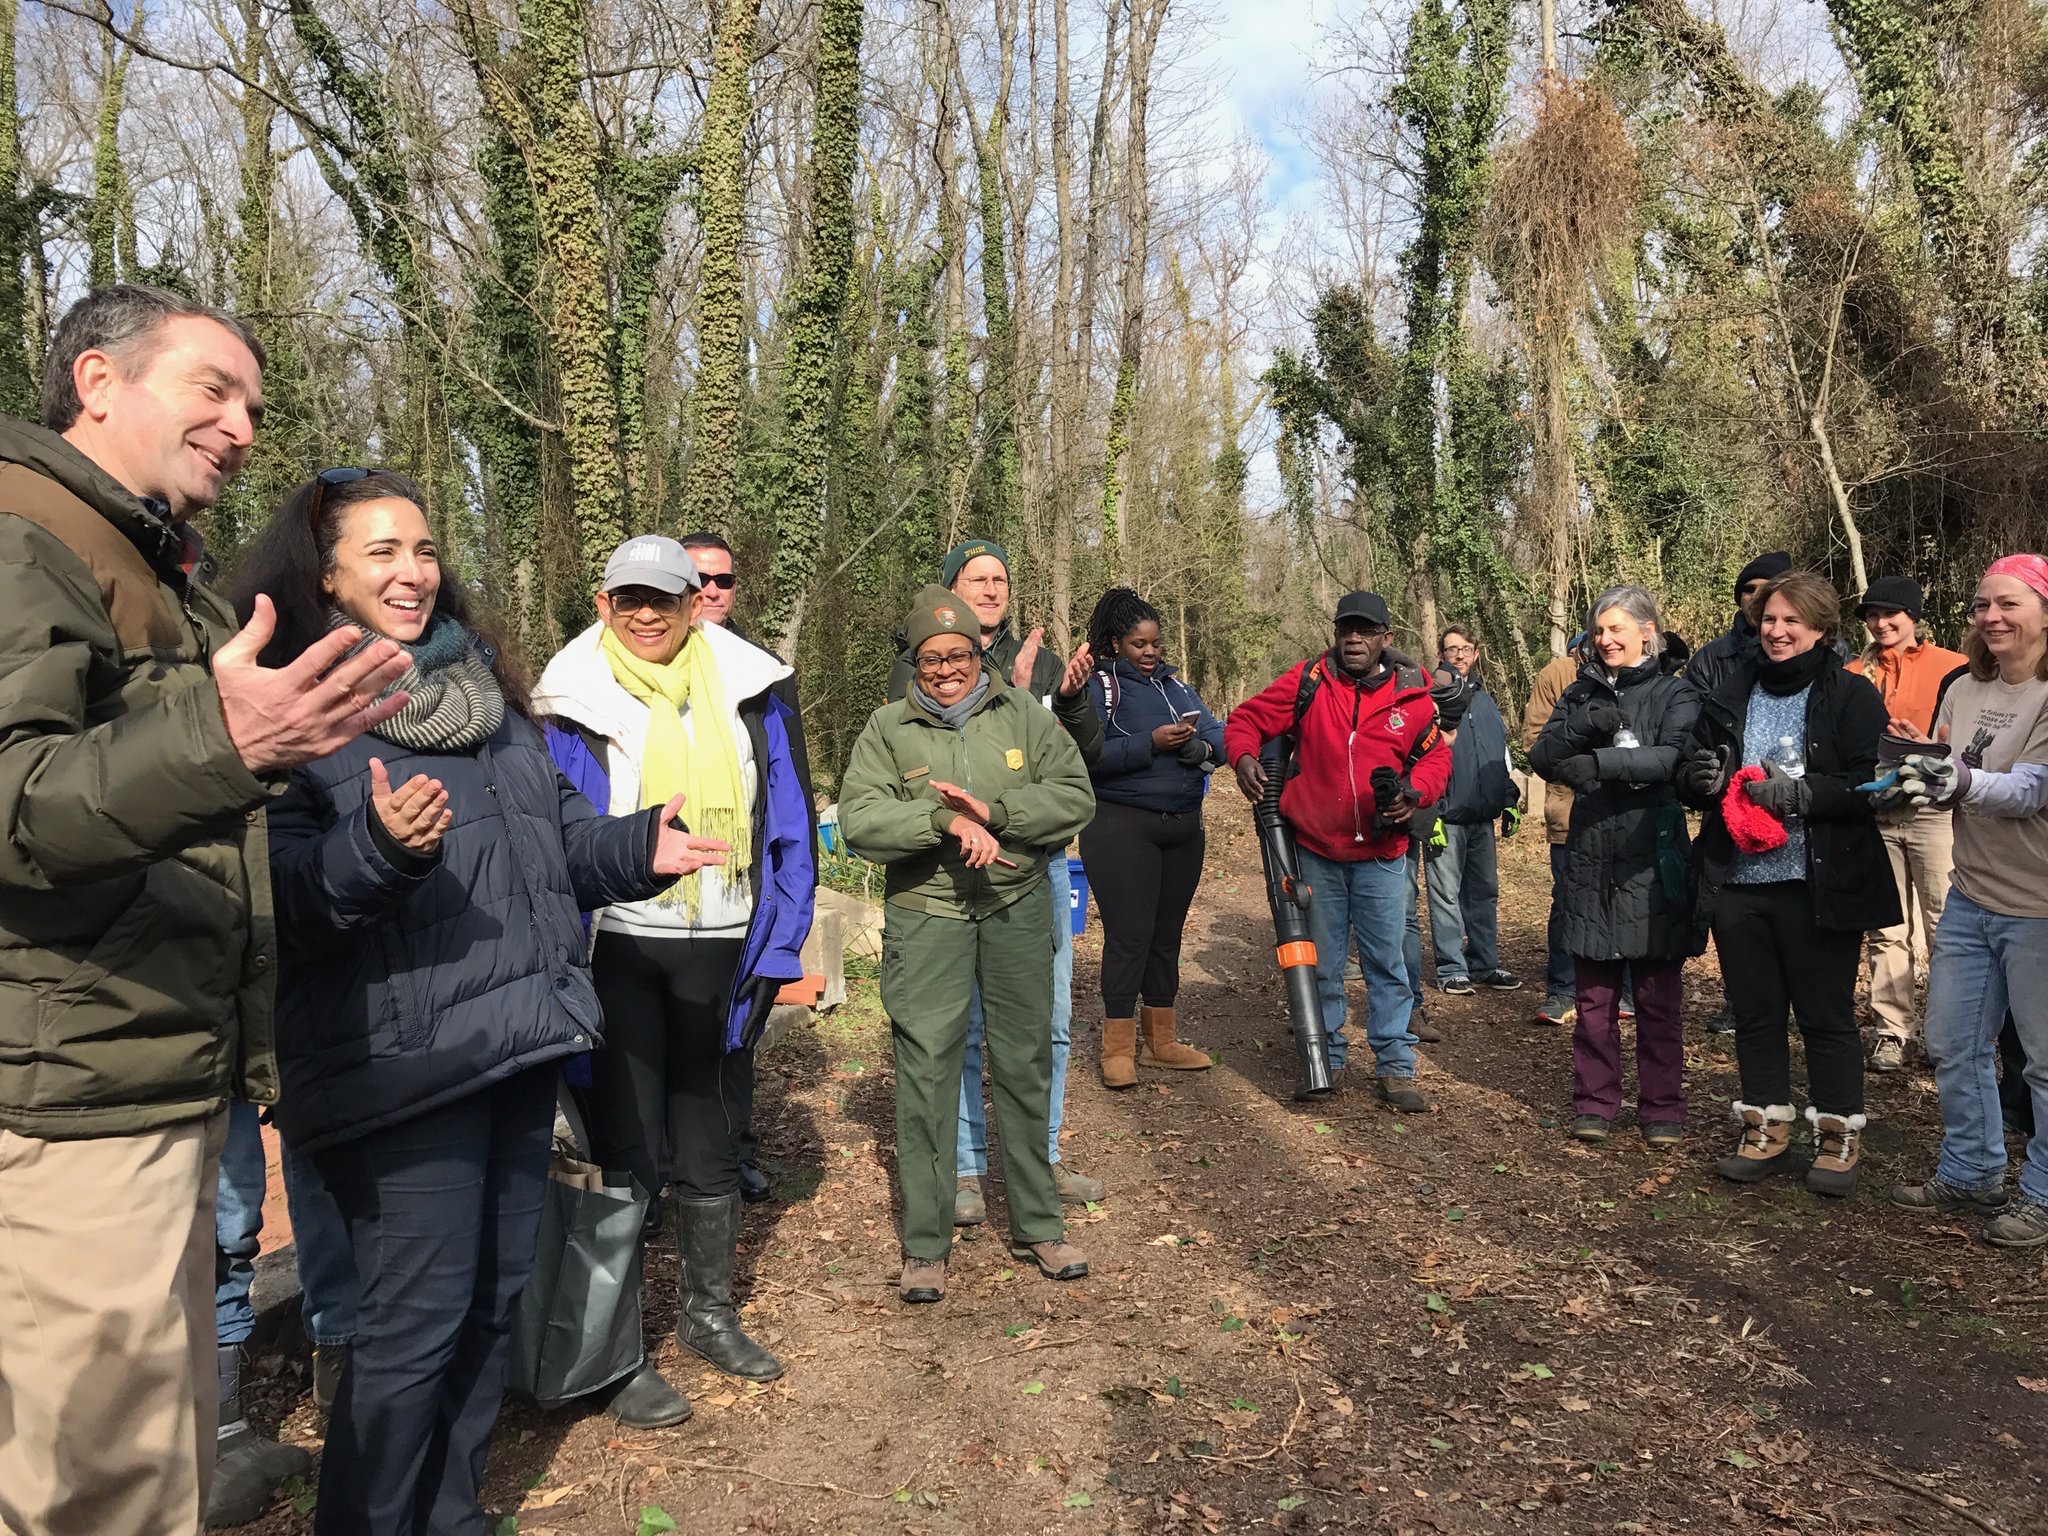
[
  {"left": 0, "top": 0, "right": 32, "bottom": 415},
  {"left": 684, "top": 0, "right": 762, "bottom": 535},
  {"left": 87, "top": 7, "right": 131, "bottom": 290},
  {"left": 611, "top": 147, "right": 686, "bottom": 532},
  {"left": 764, "top": 0, "right": 862, "bottom": 657}
]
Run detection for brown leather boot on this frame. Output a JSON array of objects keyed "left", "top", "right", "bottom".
[
  {"left": 1100, "top": 1017, "right": 1138, "bottom": 1089},
  {"left": 1138, "top": 1005, "right": 1213, "bottom": 1070},
  {"left": 1715, "top": 1102, "right": 1795, "bottom": 1182},
  {"left": 1805, "top": 1108, "right": 1866, "bottom": 1198}
]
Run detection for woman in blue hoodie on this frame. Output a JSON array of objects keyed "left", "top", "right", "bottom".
[{"left": 1081, "top": 588, "right": 1227, "bottom": 1087}]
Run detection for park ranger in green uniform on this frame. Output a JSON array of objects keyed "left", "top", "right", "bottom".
[{"left": 841, "top": 585, "right": 1097, "bottom": 1303}]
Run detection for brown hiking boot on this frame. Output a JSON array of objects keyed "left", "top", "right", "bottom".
[
  {"left": 1715, "top": 1102, "right": 1795, "bottom": 1182},
  {"left": 899, "top": 1257, "right": 946, "bottom": 1303},
  {"left": 1010, "top": 1239, "right": 1089, "bottom": 1281},
  {"left": 954, "top": 1176, "right": 986, "bottom": 1226},
  {"left": 1139, "top": 1005, "right": 1213, "bottom": 1070},
  {"left": 1804, "top": 1109, "right": 1866, "bottom": 1198},
  {"left": 1100, "top": 1016, "right": 1138, "bottom": 1089}
]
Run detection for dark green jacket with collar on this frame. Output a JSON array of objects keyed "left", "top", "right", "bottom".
[
  {"left": 839, "top": 670, "right": 1096, "bottom": 918},
  {"left": 0, "top": 418, "right": 280, "bottom": 1138}
]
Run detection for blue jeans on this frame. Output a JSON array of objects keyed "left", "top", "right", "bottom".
[
  {"left": 1923, "top": 890, "right": 2048, "bottom": 1205},
  {"left": 959, "top": 855, "right": 1072, "bottom": 1174},
  {"left": 215, "top": 1104, "right": 361, "bottom": 1349},
  {"left": 1425, "top": 822, "right": 1500, "bottom": 981},
  {"left": 1299, "top": 847, "right": 1417, "bottom": 1078},
  {"left": 1404, "top": 844, "right": 1425, "bottom": 1007}
]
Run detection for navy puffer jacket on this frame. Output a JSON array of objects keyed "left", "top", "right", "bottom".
[{"left": 269, "top": 707, "right": 668, "bottom": 1152}]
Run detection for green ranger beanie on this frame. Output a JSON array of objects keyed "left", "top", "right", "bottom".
[
  {"left": 903, "top": 584, "right": 980, "bottom": 656},
  {"left": 941, "top": 538, "right": 1010, "bottom": 588}
]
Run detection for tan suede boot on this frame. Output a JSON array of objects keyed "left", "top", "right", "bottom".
[
  {"left": 1715, "top": 1102, "right": 1795, "bottom": 1183},
  {"left": 1805, "top": 1108, "right": 1866, "bottom": 1198},
  {"left": 1100, "top": 1016, "right": 1138, "bottom": 1089},
  {"left": 1138, "top": 1005, "right": 1213, "bottom": 1070}
]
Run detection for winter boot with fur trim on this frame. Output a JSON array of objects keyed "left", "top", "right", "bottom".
[
  {"left": 1804, "top": 1109, "right": 1866, "bottom": 1198},
  {"left": 1715, "top": 1102, "right": 1796, "bottom": 1183},
  {"left": 1100, "top": 1017, "right": 1138, "bottom": 1089},
  {"left": 1138, "top": 1005, "right": 1213, "bottom": 1070}
]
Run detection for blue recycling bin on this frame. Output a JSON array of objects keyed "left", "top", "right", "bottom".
[{"left": 1067, "top": 856, "right": 1089, "bottom": 936}]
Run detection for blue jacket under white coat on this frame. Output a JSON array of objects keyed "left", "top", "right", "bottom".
[
  {"left": 537, "top": 620, "right": 816, "bottom": 1052},
  {"left": 1086, "top": 658, "right": 1226, "bottom": 814},
  {"left": 269, "top": 661, "right": 670, "bottom": 1155}
]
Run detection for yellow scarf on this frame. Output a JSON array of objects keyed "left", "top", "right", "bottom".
[{"left": 601, "top": 626, "right": 750, "bottom": 919}]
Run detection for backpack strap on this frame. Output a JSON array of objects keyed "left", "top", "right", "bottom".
[{"left": 1291, "top": 656, "right": 1325, "bottom": 728}]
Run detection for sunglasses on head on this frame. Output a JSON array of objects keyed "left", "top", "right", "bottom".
[
  {"left": 699, "top": 572, "right": 736, "bottom": 590},
  {"left": 308, "top": 465, "right": 373, "bottom": 531}
]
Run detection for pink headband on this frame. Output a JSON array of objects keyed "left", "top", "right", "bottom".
[{"left": 1986, "top": 554, "right": 2048, "bottom": 605}]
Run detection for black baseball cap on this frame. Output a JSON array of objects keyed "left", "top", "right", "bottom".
[{"left": 1334, "top": 591, "right": 1391, "bottom": 629}]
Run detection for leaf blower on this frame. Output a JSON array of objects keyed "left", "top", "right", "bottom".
[{"left": 1253, "top": 738, "right": 1333, "bottom": 1100}]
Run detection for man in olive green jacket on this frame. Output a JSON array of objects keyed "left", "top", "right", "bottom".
[
  {"left": 0, "top": 285, "right": 409, "bottom": 1536},
  {"left": 844, "top": 587, "right": 1096, "bottom": 1298}
]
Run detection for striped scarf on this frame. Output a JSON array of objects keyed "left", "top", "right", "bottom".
[{"left": 326, "top": 609, "right": 505, "bottom": 753}]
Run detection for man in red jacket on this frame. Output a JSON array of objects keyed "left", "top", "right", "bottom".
[{"left": 1225, "top": 592, "right": 1452, "bottom": 1110}]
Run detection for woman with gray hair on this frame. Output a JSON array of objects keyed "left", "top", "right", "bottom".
[{"left": 1529, "top": 586, "right": 1702, "bottom": 1147}]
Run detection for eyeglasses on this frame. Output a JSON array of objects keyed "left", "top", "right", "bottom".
[
  {"left": 1441, "top": 644, "right": 1478, "bottom": 660},
  {"left": 607, "top": 587, "right": 689, "bottom": 618},
  {"left": 914, "top": 648, "right": 979, "bottom": 675},
  {"left": 308, "top": 465, "right": 371, "bottom": 530},
  {"left": 699, "top": 573, "right": 736, "bottom": 590}
]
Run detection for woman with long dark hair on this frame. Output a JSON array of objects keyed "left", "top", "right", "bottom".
[
  {"left": 230, "top": 470, "right": 725, "bottom": 1533},
  {"left": 1079, "top": 588, "right": 1225, "bottom": 1087}
]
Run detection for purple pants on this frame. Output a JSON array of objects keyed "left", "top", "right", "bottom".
[{"left": 1572, "top": 958, "right": 1686, "bottom": 1123}]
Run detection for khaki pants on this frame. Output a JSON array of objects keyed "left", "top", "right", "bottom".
[
  {"left": 0, "top": 1111, "right": 227, "bottom": 1536},
  {"left": 1869, "top": 811, "right": 1955, "bottom": 1041}
]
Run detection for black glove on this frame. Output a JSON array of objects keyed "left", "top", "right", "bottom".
[
  {"left": 1583, "top": 700, "right": 1624, "bottom": 739},
  {"left": 1369, "top": 765, "right": 1414, "bottom": 831},
  {"left": 1429, "top": 674, "right": 1475, "bottom": 734},
  {"left": 1551, "top": 754, "right": 1600, "bottom": 793},
  {"left": 1175, "top": 737, "right": 1212, "bottom": 766},
  {"left": 1743, "top": 761, "right": 1812, "bottom": 818},
  {"left": 1681, "top": 744, "right": 1730, "bottom": 800}
]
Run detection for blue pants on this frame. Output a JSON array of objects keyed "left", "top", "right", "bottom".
[
  {"left": 1425, "top": 822, "right": 1501, "bottom": 982},
  {"left": 1299, "top": 847, "right": 1417, "bottom": 1078},
  {"left": 215, "top": 1102, "right": 359, "bottom": 1349},
  {"left": 959, "top": 856, "right": 1072, "bottom": 1174},
  {"left": 1924, "top": 890, "right": 2048, "bottom": 1205},
  {"left": 1404, "top": 843, "right": 1425, "bottom": 1006},
  {"left": 1545, "top": 843, "right": 1575, "bottom": 1000},
  {"left": 312, "top": 1066, "right": 555, "bottom": 1536}
]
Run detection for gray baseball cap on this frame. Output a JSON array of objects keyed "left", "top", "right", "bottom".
[{"left": 601, "top": 535, "right": 701, "bottom": 595}]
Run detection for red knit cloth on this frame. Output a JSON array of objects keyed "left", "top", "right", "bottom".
[{"left": 1722, "top": 764, "right": 1788, "bottom": 853}]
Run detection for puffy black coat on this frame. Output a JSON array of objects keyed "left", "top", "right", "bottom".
[
  {"left": 1682, "top": 654, "right": 1901, "bottom": 944},
  {"left": 1530, "top": 657, "right": 1701, "bottom": 962},
  {"left": 269, "top": 707, "right": 668, "bottom": 1153},
  {"left": 1684, "top": 613, "right": 1756, "bottom": 701}
]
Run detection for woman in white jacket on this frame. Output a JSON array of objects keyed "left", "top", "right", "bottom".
[{"left": 537, "top": 536, "right": 816, "bottom": 1416}]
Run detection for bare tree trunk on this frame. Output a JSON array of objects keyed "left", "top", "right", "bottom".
[
  {"left": 1098, "top": 0, "right": 1165, "bottom": 580},
  {"left": 0, "top": 0, "right": 33, "bottom": 415}
]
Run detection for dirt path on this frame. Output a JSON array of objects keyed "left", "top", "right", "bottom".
[{"left": 247, "top": 796, "right": 2044, "bottom": 1535}]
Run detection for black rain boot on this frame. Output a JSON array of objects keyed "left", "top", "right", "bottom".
[
  {"left": 204, "top": 1344, "right": 312, "bottom": 1529},
  {"left": 594, "top": 1359, "right": 693, "bottom": 1428},
  {"left": 673, "top": 1192, "right": 783, "bottom": 1381}
]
